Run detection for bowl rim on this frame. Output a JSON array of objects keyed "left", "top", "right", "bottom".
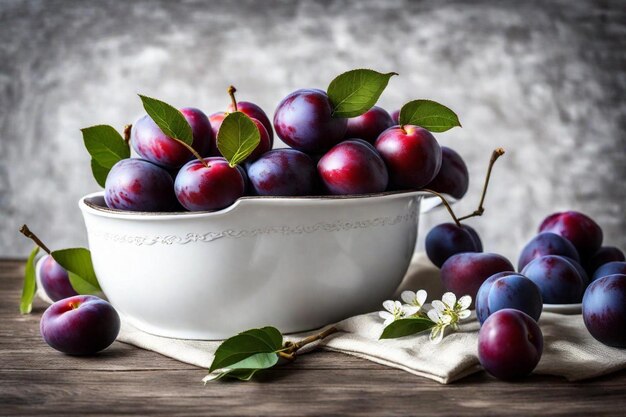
[{"left": 79, "top": 190, "right": 441, "bottom": 220}]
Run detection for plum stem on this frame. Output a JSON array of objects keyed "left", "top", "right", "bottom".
[
  {"left": 279, "top": 326, "right": 339, "bottom": 361},
  {"left": 171, "top": 137, "right": 210, "bottom": 169},
  {"left": 422, "top": 189, "right": 462, "bottom": 227},
  {"left": 123, "top": 124, "right": 132, "bottom": 145},
  {"left": 228, "top": 85, "right": 238, "bottom": 112},
  {"left": 457, "top": 148, "right": 505, "bottom": 222},
  {"left": 19, "top": 225, "right": 51, "bottom": 255}
]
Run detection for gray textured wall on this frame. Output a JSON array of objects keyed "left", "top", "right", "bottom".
[{"left": 1, "top": 0, "right": 625, "bottom": 262}]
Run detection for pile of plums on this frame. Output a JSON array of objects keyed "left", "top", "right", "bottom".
[
  {"left": 104, "top": 89, "right": 470, "bottom": 212},
  {"left": 426, "top": 210, "right": 625, "bottom": 379}
]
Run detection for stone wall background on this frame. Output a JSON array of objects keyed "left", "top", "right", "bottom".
[{"left": 1, "top": 0, "right": 624, "bottom": 262}]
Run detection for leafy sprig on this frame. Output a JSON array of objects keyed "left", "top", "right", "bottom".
[{"left": 18, "top": 225, "right": 102, "bottom": 313}]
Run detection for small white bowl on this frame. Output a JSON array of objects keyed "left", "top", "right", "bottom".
[
  {"left": 79, "top": 191, "right": 439, "bottom": 339},
  {"left": 543, "top": 303, "right": 582, "bottom": 315}
]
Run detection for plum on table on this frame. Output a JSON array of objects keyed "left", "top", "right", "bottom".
[
  {"left": 40, "top": 295, "right": 120, "bottom": 355},
  {"left": 478, "top": 309, "right": 543, "bottom": 380}
]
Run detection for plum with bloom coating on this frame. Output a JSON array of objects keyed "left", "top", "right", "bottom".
[
  {"left": 518, "top": 232, "right": 580, "bottom": 271},
  {"left": 343, "top": 106, "right": 394, "bottom": 144},
  {"left": 476, "top": 273, "right": 543, "bottom": 324},
  {"left": 521, "top": 255, "right": 585, "bottom": 304},
  {"left": 105, "top": 158, "right": 178, "bottom": 212},
  {"left": 131, "top": 107, "right": 213, "bottom": 168},
  {"left": 317, "top": 140, "right": 388, "bottom": 195},
  {"left": 40, "top": 295, "right": 120, "bottom": 355},
  {"left": 174, "top": 157, "right": 245, "bottom": 211},
  {"left": 582, "top": 274, "right": 626, "bottom": 347},
  {"left": 478, "top": 309, "right": 543, "bottom": 380},
  {"left": 538, "top": 211, "right": 603, "bottom": 257},
  {"left": 375, "top": 125, "right": 442, "bottom": 189},
  {"left": 440, "top": 252, "right": 514, "bottom": 304},
  {"left": 424, "top": 147, "right": 469, "bottom": 200},
  {"left": 38, "top": 255, "right": 77, "bottom": 301},
  {"left": 425, "top": 223, "right": 482, "bottom": 268},
  {"left": 273, "top": 89, "right": 347, "bottom": 153},
  {"left": 247, "top": 149, "right": 317, "bottom": 196}
]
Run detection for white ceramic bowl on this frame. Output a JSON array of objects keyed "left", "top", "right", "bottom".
[{"left": 79, "top": 191, "right": 440, "bottom": 340}]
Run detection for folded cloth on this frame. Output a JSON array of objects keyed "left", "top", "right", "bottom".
[{"left": 117, "top": 253, "right": 626, "bottom": 384}]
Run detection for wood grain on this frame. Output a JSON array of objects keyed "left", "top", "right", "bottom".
[{"left": 1, "top": 259, "right": 625, "bottom": 416}]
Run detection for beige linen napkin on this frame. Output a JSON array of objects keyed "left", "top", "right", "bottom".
[{"left": 116, "top": 253, "right": 626, "bottom": 384}]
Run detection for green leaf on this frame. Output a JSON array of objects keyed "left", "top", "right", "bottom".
[
  {"left": 216, "top": 111, "right": 261, "bottom": 167},
  {"left": 20, "top": 246, "right": 40, "bottom": 314},
  {"left": 51, "top": 248, "right": 102, "bottom": 294},
  {"left": 379, "top": 317, "right": 436, "bottom": 340},
  {"left": 139, "top": 95, "right": 193, "bottom": 145},
  {"left": 203, "top": 367, "right": 269, "bottom": 383},
  {"left": 203, "top": 352, "right": 279, "bottom": 382},
  {"left": 327, "top": 69, "right": 397, "bottom": 118},
  {"left": 90, "top": 159, "right": 109, "bottom": 188},
  {"left": 81, "top": 125, "right": 130, "bottom": 169},
  {"left": 398, "top": 100, "right": 461, "bottom": 132},
  {"left": 209, "top": 326, "right": 283, "bottom": 372}
]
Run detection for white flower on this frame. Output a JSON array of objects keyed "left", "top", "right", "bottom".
[
  {"left": 400, "top": 289, "right": 427, "bottom": 311},
  {"left": 427, "top": 304, "right": 452, "bottom": 344},
  {"left": 427, "top": 292, "right": 472, "bottom": 342},
  {"left": 378, "top": 300, "right": 420, "bottom": 326}
]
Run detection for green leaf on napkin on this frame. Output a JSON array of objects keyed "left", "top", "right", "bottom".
[
  {"left": 206, "top": 326, "right": 283, "bottom": 381},
  {"left": 379, "top": 317, "right": 436, "bottom": 340},
  {"left": 20, "top": 246, "right": 40, "bottom": 314},
  {"left": 217, "top": 111, "right": 261, "bottom": 167},
  {"left": 399, "top": 99, "right": 461, "bottom": 132},
  {"left": 139, "top": 94, "right": 193, "bottom": 145},
  {"left": 327, "top": 69, "right": 397, "bottom": 118},
  {"left": 51, "top": 248, "right": 102, "bottom": 294},
  {"left": 81, "top": 125, "right": 130, "bottom": 188}
]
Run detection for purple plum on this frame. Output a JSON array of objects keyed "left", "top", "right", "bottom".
[
  {"left": 317, "top": 140, "right": 388, "bottom": 195},
  {"left": 538, "top": 211, "right": 603, "bottom": 257},
  {"left": 131, "top": 107, "right": 214, "bottom": 168},
  {"left": 375, "top": 125, "right": 442, "bottom": 190},
  {"left": 38, "top": 255, "right": 77, "bottom": 301},
  {"left": 582, "top": 274, "right": 626, "bottom": 347},
  {"left": 440, "top": 252, "right": 514, "bottom": 303},
  {"left": 247, "top": 149, "right": 317, "bottom": 196},
  {"left": 521, "top": 255, "right": 585, "bottom": 304},
  {"left": 425, "top": 223, "right": 482, "bottom": 268},
  {"left": 476, "top": 273, "right": 543, "bottom": 324},
  {"left": 424, "top": 147, "right": 470, "bottom": 200},
  {"left": 343, "top": 106, "right": 394, "bottom": 144},
  {"left": 104, "top": 158, "right": 178, "bottom": 212},
  {"left": 227, "top": 101, "right": 274, "bottom": 145},
  {"left": 517, "top": 232, "right": 580, "bottom": 271},
  {"left": 174, "top": 157, "right": 245, "bottom": 211},
  {"left": 40, "top": 295, "right": 120, "bottom": 355},
  {"left": 478, "top": 309, "right": 543, "bottom": 380},
  {"left": 273, "top": 89, "right": 347, "bottom": 153}
]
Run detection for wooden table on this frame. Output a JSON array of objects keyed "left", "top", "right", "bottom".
[{"left": 2, "top": 259, "right": 625, "bottom": 416}]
